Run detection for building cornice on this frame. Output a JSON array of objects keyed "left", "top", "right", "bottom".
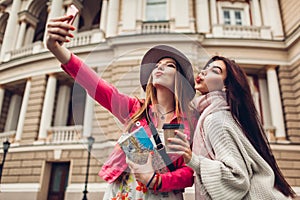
[{"left": 1, "top": 140, "right": 115, "bottom": 153}]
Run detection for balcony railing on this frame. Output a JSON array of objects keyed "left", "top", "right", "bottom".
[
  {"left": 141, "top": 21, "right": 170, "bottom": 34},
  {"left": 9, "top": 41, "right": 45, "bottom": 60},
  {"left": 5, "top": 30, "right": 100, "bottom": 62},
  {"left": 64, "top": 31, "right": 95, "bottom": 48},
  {"left": 211, "top": 25, "right": 272, "bottom": 39},
  {"left": 47, "top": 125, "right": 83, "bottom": 144}
]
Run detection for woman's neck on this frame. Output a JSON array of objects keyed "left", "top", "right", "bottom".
[
  {"left": 156, "top": 87, "right": 175, "bottom": 112},
  {"left": 155, "top": 87, "right": 175, "bottom": 126}
]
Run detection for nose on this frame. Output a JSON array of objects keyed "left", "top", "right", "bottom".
[
  {"left": 200, "top": 70, "right": 207, "bottom": 77},
  {"left": 157, "top": 64, "right": 165, "bottom": 71}
]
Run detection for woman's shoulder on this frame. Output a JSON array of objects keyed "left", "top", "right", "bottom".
[
  {"left": 204, "top": 110, "right": 233, "bottom": 125},
  {"left": 203, "top": 110, "right": 242, "bottom": 135}
]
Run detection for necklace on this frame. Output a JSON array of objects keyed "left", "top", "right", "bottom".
[{"left": 157, "top": 109, "right": 174, "bottom": 120}]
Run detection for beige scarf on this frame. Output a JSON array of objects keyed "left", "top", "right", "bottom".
[{"left": 192, "top": 91, "right": 230, "bottom": 159}]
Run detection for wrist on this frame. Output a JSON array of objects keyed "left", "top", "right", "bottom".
[
  {"left": 146, "top": 172, "right": 156, "bottom": 188},
  {"left": 152, "top": 173, "right": 161, "bottom": 192}
]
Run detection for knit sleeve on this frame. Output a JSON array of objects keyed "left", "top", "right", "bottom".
[{"left": 194, "top": 112, "right": 251, "bottom": 200}]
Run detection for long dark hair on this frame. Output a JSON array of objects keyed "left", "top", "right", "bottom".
[{"left": 204, "top": 56, "right": 295, "bottom": 198}]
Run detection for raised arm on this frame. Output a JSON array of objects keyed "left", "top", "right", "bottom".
[{"left": 45, "top": 15, "right": 137, "bottom": 123}]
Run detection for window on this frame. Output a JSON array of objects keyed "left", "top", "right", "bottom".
[
  {"left": 145, "top": 0, "right": 167, "bottom": 21},
  {"left": 217, "top": 1, "right": 250, "bottom": 26},
  {"left": 47, "top": 162, "right": 70, "bottom": 200},
  {"left": 223, "top": 10, "right": 230, "bottom": 25},
  {"left": 78, "top": 1, "right": 102, "bottom": 32},
  {"left": 222, "top": 9, "right": 244, "bottom": 25}
]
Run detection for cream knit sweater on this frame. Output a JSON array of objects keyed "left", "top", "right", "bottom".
[{"left": 187, "top": 110, "right": 289, "bottom": 200}]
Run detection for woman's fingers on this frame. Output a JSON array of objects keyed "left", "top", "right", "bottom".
[
  {"left": 49, "top": 15, "right": 73, "bottom": 23},
  {"left": 48, "top": 26, "right": 74, "bottom": 38},
  {"left": 168, "top": 135, "right": 189, "bottom": 148},
  {"left": 174, "top": 130, "right": 188, "bottom": 141},
  {"left": 47, "top": 21, "right": 75, "bottom": 33},
  {"left": 167, "top": 141, "right": 192, "bottom": 163},
  {"left": 47, "top": 33, "right": 69, "bottom": 44}
]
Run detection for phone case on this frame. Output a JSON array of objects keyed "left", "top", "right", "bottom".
[{"left": 66, "top": 4, "right": 79, "bottom": 25}]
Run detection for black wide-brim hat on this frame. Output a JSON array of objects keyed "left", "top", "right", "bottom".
[{"left": 140, "top": 45, "right": 195, "bottom": 100}]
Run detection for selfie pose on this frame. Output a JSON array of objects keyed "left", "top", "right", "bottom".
[
  {"left": 46, "top": 15, "right": 196, "bottom": 200},
  {"left": 168, "top": 56, "right": 296, "bottom": 199}
]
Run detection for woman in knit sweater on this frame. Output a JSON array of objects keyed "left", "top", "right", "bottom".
[{"left": 168, "top": 56, "right": 296, "bottom": 199}]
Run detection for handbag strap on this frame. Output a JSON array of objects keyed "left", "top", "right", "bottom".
[{"left": 146, "top": 113, "right": 176, "bottom": 172}]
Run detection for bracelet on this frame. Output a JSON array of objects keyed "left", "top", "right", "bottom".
[
  {"left": 146, "top": 172, "right": 156, "bottom": 188},
  {"left": 153, "top": 173, "right": 161, "bottom": 192}
]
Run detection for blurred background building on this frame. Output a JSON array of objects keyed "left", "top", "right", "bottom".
[{"left": 0, "top": 0, "right": 299, "bottom": 199}]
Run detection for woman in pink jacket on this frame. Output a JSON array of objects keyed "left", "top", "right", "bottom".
[{"left": 46, "top": 15, "right": 196, "bottom": 200}]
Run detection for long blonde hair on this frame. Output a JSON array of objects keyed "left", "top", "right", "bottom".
[{"left": 126, "top": 62, "right": 194, "bottom": 133}]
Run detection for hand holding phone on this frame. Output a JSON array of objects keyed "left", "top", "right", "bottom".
[{"left": 66, "top": 4, "right": 79, "bottom": 25}]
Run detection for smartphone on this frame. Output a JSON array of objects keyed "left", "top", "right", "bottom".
[{"left": 66, "top": 4, "right": 79, "bottom": 25}]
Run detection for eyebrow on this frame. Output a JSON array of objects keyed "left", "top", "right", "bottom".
[
  {"left": 212, "top": 65, "right": 223, "bottom": 72},
  {"left": 165, "top": 61, "right": 176, "bottom": 65}
]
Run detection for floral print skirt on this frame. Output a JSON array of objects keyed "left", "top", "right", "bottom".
[{"left": 103, "top": 173, "right": 183, "bottom": 200}]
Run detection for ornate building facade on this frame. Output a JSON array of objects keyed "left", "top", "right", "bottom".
[{"left": 0, "top": 0, "right": 299, "bottom": 199}]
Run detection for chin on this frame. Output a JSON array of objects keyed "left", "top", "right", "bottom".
[{"left": 195, "top": 86, "right": 206, "bottom": 94}]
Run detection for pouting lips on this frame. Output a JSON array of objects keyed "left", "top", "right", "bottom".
[{"left": 195, "top": 76, "right": 201, "bottom": 84}]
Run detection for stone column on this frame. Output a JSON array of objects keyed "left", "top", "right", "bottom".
[
  {"left": 210, "top": 0, "right": 217, "bottom": 25},
  {"left": 43, "top": 0, "right": 64, "bottom": 45},
  {"left": 106, "top": 0, "right": 119, "bottom": 37},
  {"left": 83, "top": 95, "right": 94, "bottom": 137},
  {"left": 266, "top": 66, "right": 286, "bottom": 141},
  {"left": 17, "top": 11, "right": 38, "bottom": 47},
  {"left": 196, "top": 0, "right": 210, "bottom": 33},
  {"left": 99, "top": 0, "right": 108, "bottom": 38},
  {"left": 135, "top": 0, "right": 143, "bottom": 33},
  {"left": 259, "top": 79, "right": 272, "bottom": 126},
  {"left": 121, "top": 0, "right": 137, "bottom": 32},
  {"left": 0, "top": 86, "right": 4, "bottom": 115},
  {"left": 47, "top": 0, "right": 64, "bottom": 22},
  {"left": 54, "top": 85, "right": 70, "bottom": 126},
  {"left": 260, "top": 0, "right": 283, "bottom": 39},
  {"left": 259, "top": 78, "right": 275, "bottom": 142},
  {"left": 173, "top": 0, "right": 189, "bottom": 29},
  {"left": 15, "top": 20, "right": 27, "bottom": 49},
  {"left": 4, "top": 94, "right": 22, "bottom": 131},
  {"left": 15, "top": 78, "right": 31, "bottom": 141},
  {"left": 23, "top": 25, "right": 35, "bottom": 46},
  {"left": 38, "top": 75, "right": 57, "bottom": 140},
  {"left": 251, "top": 0, "right": 262, "bottom": 26},
  {"left": 0, "top": 0, "right": 21, "bottom": 61}
]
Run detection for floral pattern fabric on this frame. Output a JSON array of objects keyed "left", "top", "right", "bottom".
[{"left": 104, "top": 173, "right": 184, "bottom": 200}]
